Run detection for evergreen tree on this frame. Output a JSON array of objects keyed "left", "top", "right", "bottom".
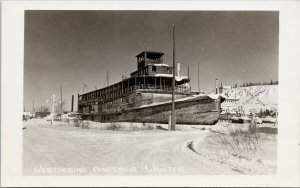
[{"left": 266, "top": 109, "right": 270, "bottom": 116}]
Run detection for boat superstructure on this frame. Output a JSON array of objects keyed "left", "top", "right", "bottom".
[{"left": 78, "top": 51, "right": 224, "bottom": 124}]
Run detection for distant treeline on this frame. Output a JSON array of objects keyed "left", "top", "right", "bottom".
[
  {"left": 257, "top": 108, "right": 277, "bottom": 117},
  {"left": 231, "top": 80, "right": 278, "bottom": 88}
]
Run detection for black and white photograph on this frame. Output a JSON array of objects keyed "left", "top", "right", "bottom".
[
  {"left": 22, "top": 10, "right": 279, "bottom": 176},
  {"left": 1, "top": 1, "right": 300, "bottom": 187}
]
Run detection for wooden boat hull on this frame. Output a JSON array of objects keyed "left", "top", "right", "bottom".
[{"left": 83, "top": 95, "right": 224, "bottom": 125}]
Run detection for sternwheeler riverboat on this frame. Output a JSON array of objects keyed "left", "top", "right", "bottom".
[{"left": 78, "top": 51, "right": 224, "bottom": 125}]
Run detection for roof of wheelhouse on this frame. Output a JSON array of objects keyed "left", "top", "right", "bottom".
[{"left": 135, "top": 51, "right": 164, "bottom": 57}]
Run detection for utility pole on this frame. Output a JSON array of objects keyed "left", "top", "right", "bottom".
[
  {"left": 60, "top": 85, "right": 63, "bottom": 114},
  {"left": 171, "top": 24, "right": 176, "bottom": 131}
]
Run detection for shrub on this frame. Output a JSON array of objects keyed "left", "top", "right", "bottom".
[
  {"left": 206, "top": 122, "right": 271, "bottom": 152},
  {"left": 73, "top": 119, "right": 80, "bottom": 127},
  {"left": 75, "top": 120, "right": 91, "bottom": 129},
  {"left": 144, "top": 123, "right": 155, "bottom": 130}
]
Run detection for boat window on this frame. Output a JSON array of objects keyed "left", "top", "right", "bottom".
[{"left": 152, "top": 66, "right": 156, "bottom": 72}]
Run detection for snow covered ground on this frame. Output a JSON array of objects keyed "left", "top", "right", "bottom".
[{"left": 23, "top": 119, "right": 277, "bottom": 175}]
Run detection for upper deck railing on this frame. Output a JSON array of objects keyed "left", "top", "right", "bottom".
[{"left": 78, "top": 84, "right": 191, "bottom": 103}]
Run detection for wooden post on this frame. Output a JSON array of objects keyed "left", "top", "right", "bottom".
[
  {"left": 112, "top": 85, "right": 114, "bottom": 100},
  {"left": 171, "top": 24, "right": 176, "bottom": 131},
  {"left": 154, "top": 77, "right": 156, "bottom": 89},
  {"left": 128, "top": 78, "right": 130, "bottom": 92}
]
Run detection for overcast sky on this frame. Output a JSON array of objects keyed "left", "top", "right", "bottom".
[{"left": 24, "top": 10, "right": 278, "bottom": 112}]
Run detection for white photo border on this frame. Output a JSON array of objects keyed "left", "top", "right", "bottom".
[{"left": 1, "top": 1, "right": 300, "bottom": 187}]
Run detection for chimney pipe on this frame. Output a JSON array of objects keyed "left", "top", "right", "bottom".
[
  {"left": 176, "top": 62, "right": 180, "bottom": 76},
  {"left": 71, "top": 95, "right": 74, "bottom": 112},
  {"left": 215, "top": 79, "right": 218, "bottom": 94}
]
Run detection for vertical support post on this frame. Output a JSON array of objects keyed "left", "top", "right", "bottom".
[
  {"left": 160, "top": 77, "right": 162, "bottom": 89},
  {"left": 71, "top": 95, "right": 74, "bottom": 112},
  {"left": 187, "top": 66, "right": 190, "bottom": 79},
  {"left": 128, "top": 78, "right": 130, "bottom": 92},
  {"left": 154, "top": 77, "right": 156, "bottom": 89},
  {"left": 171, "top": 24, "right": 176, "bottom": 131},
  {"left": 109, "top": 87, "right": 110, "bottom": 99}
]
